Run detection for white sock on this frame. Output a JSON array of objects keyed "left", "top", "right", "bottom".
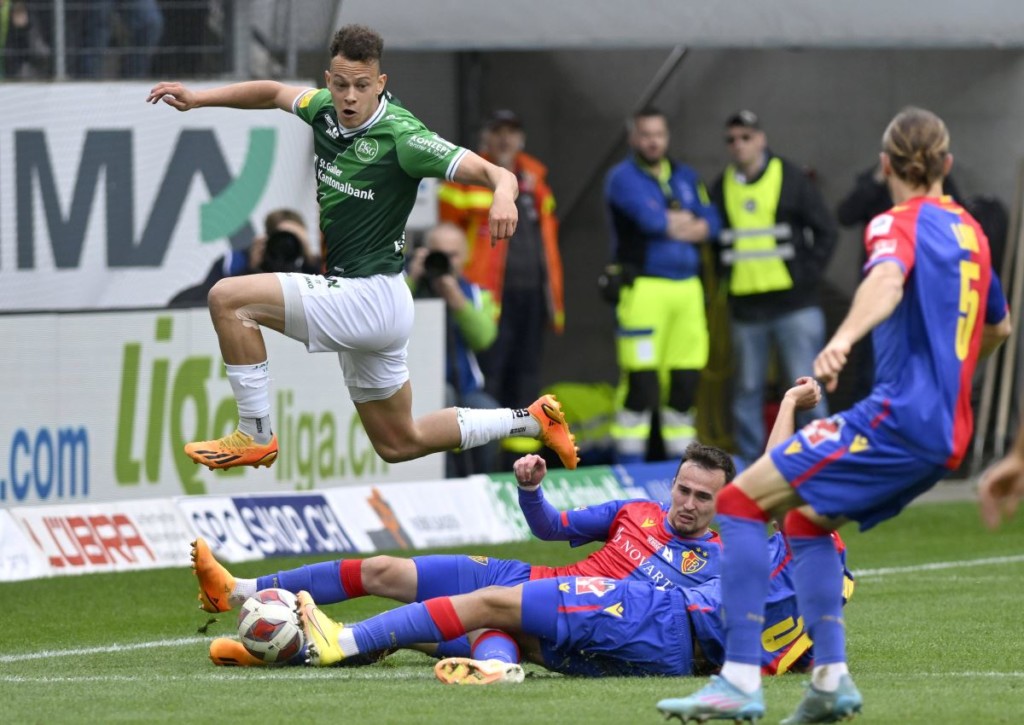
[
  {"left": 456, "top": 407, "right": 540, "bottom": 450},
  {"left": 811, "top": 662, "right": 849, "bottom": 692},
  {"left": 338, "top": 627, "right": 360, "bottom": 655},
  {"left": 231, "top": 578, "right": 257, "bottom": 606},
  {"left": 720, "top": 662, "right": 762, "bottom": 694},
  {"left": 226, "top": 362, "right": 273, "bottom": 443}
]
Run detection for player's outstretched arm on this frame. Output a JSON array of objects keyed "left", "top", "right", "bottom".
[
  {"left": 764, "top": 377, "right": 822, "bottom": 450},
  {"left": 978, "top": 423, "right": 1024, "bottom": 529},
  {"left": 814, "top": 261, "right": 904, "bottom": 392},
  {"left": 146, "top": 80, "right": 309, "bottom": 113}
]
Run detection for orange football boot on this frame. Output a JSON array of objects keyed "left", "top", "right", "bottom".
[
  {"left": 527, "top": 394, "right": 580, "bottom": 469},
  {"left": 191, "top": 537, "right": 236, "bottom": 613},
  {"left": 184, "top": 430, "right": 278, "bottom": 470}
]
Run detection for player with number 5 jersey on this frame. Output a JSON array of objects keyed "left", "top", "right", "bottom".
[
  {"left": 146, "top": 24, "right": 579, "bottom": 477},
  {"left": 659, "top": 107, "right": 1011, "bottom": 724}
]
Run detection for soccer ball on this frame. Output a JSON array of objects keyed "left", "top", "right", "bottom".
[{"left": 236, "top": 588, "right": 305, "bottom": 663}]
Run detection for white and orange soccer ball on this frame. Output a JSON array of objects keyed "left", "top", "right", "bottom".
[{"left": 236, "top": 588, "right": 305, "bottom": 663}]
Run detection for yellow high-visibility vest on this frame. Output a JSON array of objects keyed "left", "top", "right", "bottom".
[{"left": 721, "top": 158, "right": 794, "bottom": 296}]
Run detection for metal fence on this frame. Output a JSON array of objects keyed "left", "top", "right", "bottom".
[{"left": 0, "top": 0, "right": 316, "bottom": 81}]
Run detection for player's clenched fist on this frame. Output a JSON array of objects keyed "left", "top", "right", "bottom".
[
  {"left": 513, "top": 453, "right": 547, "bottom": 491},
  {"left": 147, "top": 82, "right": 199, "bottom": 111},
  {"left": 784, "top": 376, "right": 822, "bottom": 411}
]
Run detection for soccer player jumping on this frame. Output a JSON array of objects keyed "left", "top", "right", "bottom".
[
  {"left": 146, "top": 24, "right": 579, "bottom": 475},
  {"left": 657, "top": 107, "right": 1011, "bottom": 723}
]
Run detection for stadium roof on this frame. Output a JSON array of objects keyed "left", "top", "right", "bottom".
[{"left": 334, "top": 0, "right": 1024, "bottom": 50}]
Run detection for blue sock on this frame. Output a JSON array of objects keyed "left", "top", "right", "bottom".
[
  {"left": 434, "top": 636, "right": 471, "bottom": 658},
  {"left": 788, "top": 534, "right": 846, "bottom": 665},
  {"left": 471, "top": 630, "right": 519, "bottom": 663},
  {"left": 351, "top": 602, "right": 455, "bottom": 653},
  {"left": 718, "top": 513, "right": 770, "bottom": 665},
  {"left": 257, "top": 561, "right": 347, "bottom": 604}
]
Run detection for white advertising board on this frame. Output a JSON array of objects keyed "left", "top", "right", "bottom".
[
  {"left": 9, "top": 499, "right": 192, "bottom": 576},
  {"left": 323, "top": 476, "right": 521, "bottom": 551},
  {"left": 0, "top": 83, "right": 320, "bottom": 311},
  {"left": 0, "top": 301, "right": 444, "bottom": 507},
  {"left": 0, "top": 509, "right": 49, "bottom": 581}
]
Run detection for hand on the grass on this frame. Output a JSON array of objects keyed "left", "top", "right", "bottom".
[
  {"left": 513, "top": 454, "right": 547, "bottom": 491},
  {"left": 978, "top": 453, "right": 1024, "bottom": 529},
  {"left": 783, "top": 376, "right": 822, "bottom": 411}
]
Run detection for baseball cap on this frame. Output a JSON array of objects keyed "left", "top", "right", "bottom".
[
  {"left": 486, "top": 109, "right": 523, "bottom": 131},
  {"left": 725, "top": 109, "right": 761, "bottom": 129}
]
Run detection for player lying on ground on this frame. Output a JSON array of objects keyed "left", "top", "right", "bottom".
[
  {"left": 291, "top": 553, "right": 848, "bottom": 684},
  {"left": 198, "top": 380, "right": 851, "bottom": 673}
]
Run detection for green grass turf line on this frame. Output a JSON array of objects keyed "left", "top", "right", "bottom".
[{"left": 1, "top": 500, "right": 1021, "bottom": 723}]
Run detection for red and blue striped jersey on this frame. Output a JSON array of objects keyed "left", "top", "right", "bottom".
[
  {"left": 526, "top": 499, "right": 722, "bottom": 590},
  {"left": 857, "top": 196, "right": 1008, "bottom": 468}
]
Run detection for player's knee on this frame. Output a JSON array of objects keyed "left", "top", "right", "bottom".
[
  {"left": 207, "top": 278, "right": 234, "bottom": 314},
  {"left": 623, "top": 370, "right": 660, "bottom": 411},
  {"left": 359, "top": 556, "right": 395, "bottom": 592},
  {"left": 369, "top": 437, "right": 411, "bottom": 464},
  {"left": 475, "top": 585, "right": 518, "bottom": 613}
]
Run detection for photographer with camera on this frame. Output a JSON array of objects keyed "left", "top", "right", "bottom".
[
  {"left": 407, "top": 223, "right": 501, "bottom": 476},
  {"left": 169, "top": 208, "right": 321, "bottom": 308}
]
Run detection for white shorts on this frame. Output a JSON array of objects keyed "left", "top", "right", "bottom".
[{"left": 276, "top": 272, "right": 414, "bottom": 391}]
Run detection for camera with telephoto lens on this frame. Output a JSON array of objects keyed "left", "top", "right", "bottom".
[
  {"left": 260, "top": 230, "right": 304, "bottom": 273},
  {"left": 422, "top": 250, "right": 453, "bottom": 281}
]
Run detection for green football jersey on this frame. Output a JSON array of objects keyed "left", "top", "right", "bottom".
[{"left": 293, "top": 88, "right": 469, "bottom": 277}]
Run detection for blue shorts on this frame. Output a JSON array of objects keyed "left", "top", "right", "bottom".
[
  {"left": 520, "top": 576, "right": 696, "bottom": 677},
  {"left": 770, "top": 412, "right": 948, "bottom": 530},
  {"left": 413, "top": 555, "right": 531, "bottom": 600}
]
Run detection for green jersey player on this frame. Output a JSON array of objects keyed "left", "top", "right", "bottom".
[{"left": 146, "top": 24, "right": 579, "bottom": 474}]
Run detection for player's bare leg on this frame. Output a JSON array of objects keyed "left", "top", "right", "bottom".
[{"left": 184, "top": 275, "right": 284, "bottom": 470}]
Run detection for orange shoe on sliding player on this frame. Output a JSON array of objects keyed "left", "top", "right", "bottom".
[
  {"left": 434, "top": 657, "right": 525, "bottom": 685},
  {"left": 528, "top": 394, "right": 580, "bottom": 470},
  {"left": 184, "top": 429, "right": 278, "bottom": 470},
  {"left": 209, "top": 637, "right": 267, "bottom": 667},
  {"left": 191, "top": 537, "right": 237, "bottom": 613}
]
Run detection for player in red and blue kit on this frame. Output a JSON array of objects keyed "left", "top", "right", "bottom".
[
  {"left": 659, "top": 108, "right": 1012, "bottom": 723},
  {"left": 195, "top": 441, "right": 733, "bottom": 665},
  {"left": 291, "top": 529, "right": 852, "bottom": 679}
]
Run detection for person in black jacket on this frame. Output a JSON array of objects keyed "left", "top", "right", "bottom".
[{"left": 711, "top": 110, "right": 837, "bottom": 465}]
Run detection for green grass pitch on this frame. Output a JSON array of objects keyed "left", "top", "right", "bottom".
[{"left": 2, "top": 500, "right": 1022, "bottom": 723}]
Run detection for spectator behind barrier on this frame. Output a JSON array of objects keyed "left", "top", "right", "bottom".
[
  {"left": 710, "top": 109, "right": 837, "bottom": 466},
  {"left": 70, "top": 0, "right": 164, "bottom": 78}
]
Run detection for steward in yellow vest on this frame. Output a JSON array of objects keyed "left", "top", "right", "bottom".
[{"left": 710, "top": 110, "right": 837, "bottom": 464}]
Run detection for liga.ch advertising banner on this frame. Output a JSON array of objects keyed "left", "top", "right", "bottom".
[{"left": 0, "top": 303, "right": 445, "bottom": 508}]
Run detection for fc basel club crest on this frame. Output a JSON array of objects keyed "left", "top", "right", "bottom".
[
  {"left": 681, "top": 547, "right": 709, "bottom": 575},
  {"left": 575, "top": 577, "right": 617, "bottom": 597},
  {"left": 801, "top": 416, "right": 845, "bottom": 448}
]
